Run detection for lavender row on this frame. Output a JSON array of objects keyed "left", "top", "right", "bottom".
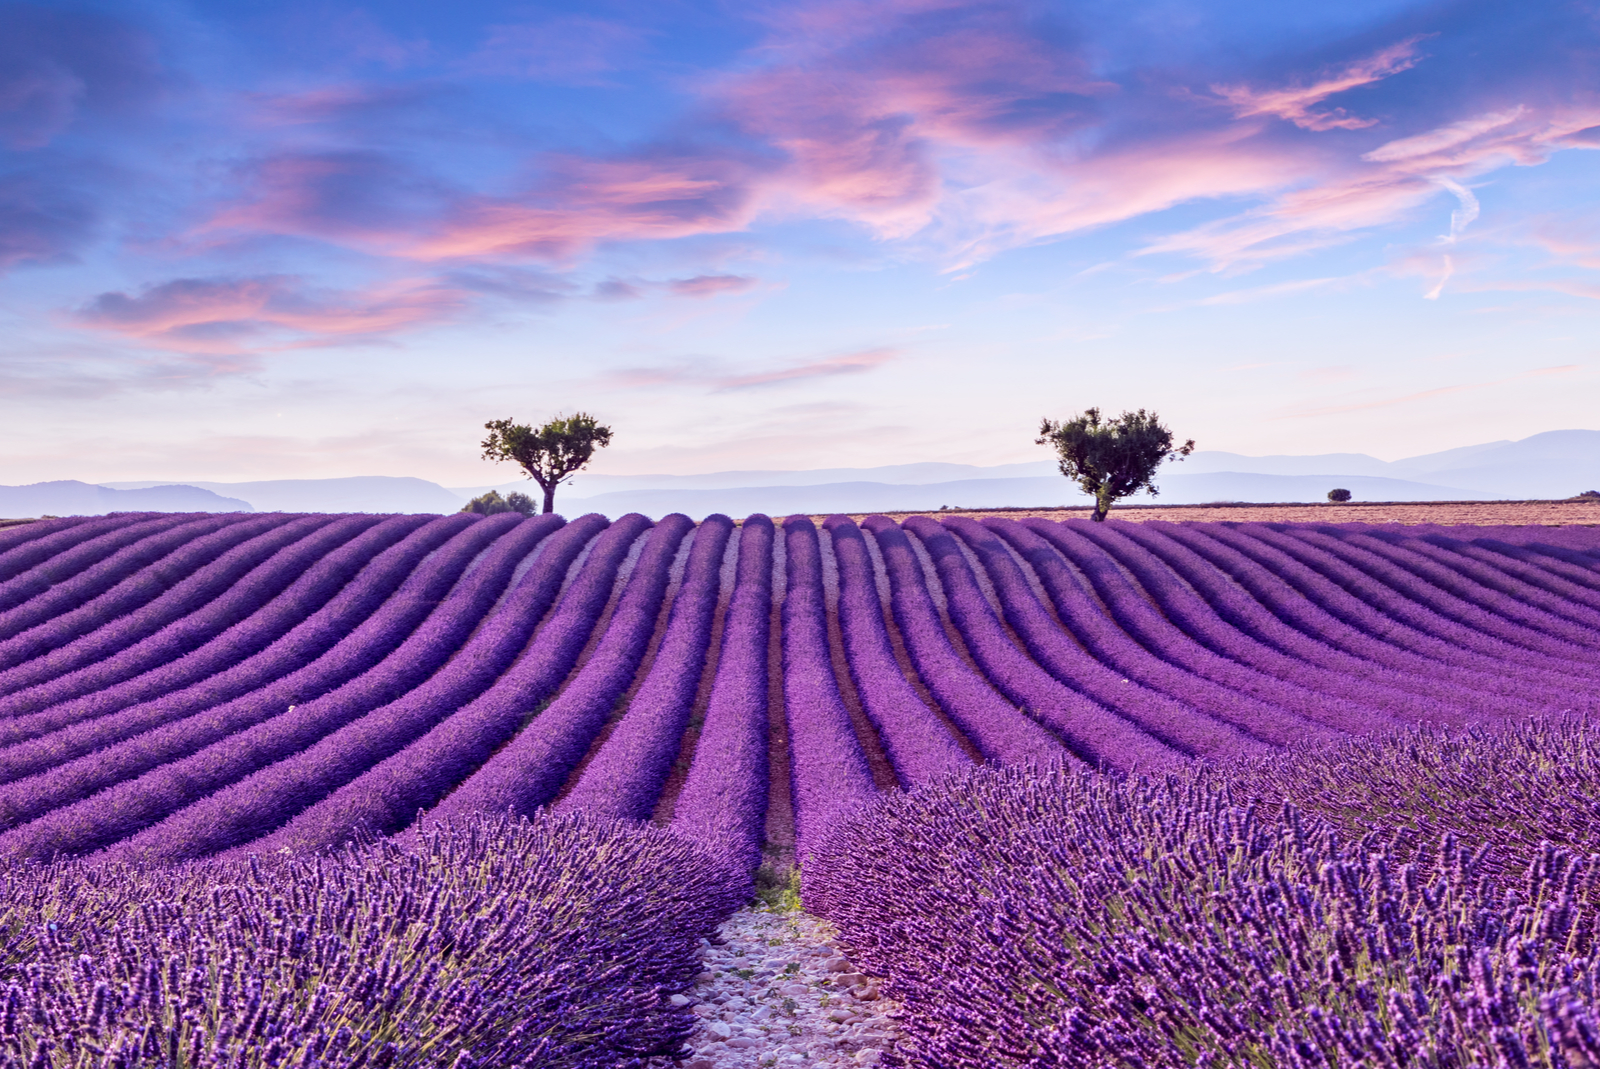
[
  {"left": 0, "top": 514, "right": 185, "bottom": 618},
  {"left": 890, "top": 516, "right": 1190, "bottom": 769},
  {"left": 1142, "top": 522, "right": 1560, "bottom": 715},
  {"left": 1191, "top": 522, "right": 1600, "bottom": 708},
  {"left": 821, "top": 516, "right": 968, "bottom": 786},
  {"left": 1255, "top": 523, "right": 1600, "bottom": 678},
  {"left": 382, "top": 518, "right": 681, "bottom": 832},
  {"left": 671, "top": 515, "right": 775, "bottom": 876},
  {"left": 1074, "top": 520, "right": 1516, "bottom": 722},
  {"left": 0, "top": 514, "right": 436, "bottom": 768},
  {"left": 0, "top": 514, "right": 343, "bottom": 706},
  {"left": 1, "top": 811, "right": 744, "bottom": 1068},
  {"left": 943, "top": 516, "right": 1338, "bottom": 748},
  {"left": 103, "top": 512, "right": 569, "bottom": 864},
  {"left": 994, "top": 518, "right": 1415, "bottom": 733},
  {"left": 0, "top": 512, "right": 512, "bottom": 859},
  {"left": 806, "top": 728, "right": 1600, "bottom": 1069},
  {"left": 0, "top": 514, "right": 246, "bottom": 656},
  {"left": 1416, "top": 531, "right": 1600, "bottom": 625},
  {"left": 252, "top": 513, "right": 619, "bottom": 853},
  {"left": 771, "top": 517, "right": 880, "bottom": 855},
  {"left": 1290, "top": 524, "right": 1600, "bottom": 658},
  {"left": 0, "top": 515, "right": 102, "bottom": 585},
  {"left": 559, "top": 515, "right": 735, "bottom": 822},
  {"left": 849, "top": 516, "right": 1065, "bottom": 766}
]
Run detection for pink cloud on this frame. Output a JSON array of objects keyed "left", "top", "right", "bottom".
[
  {"left": 405, "top": 154, "right": 759, "bottom": 261},
  {"left": 1210, "top": 38, "right": 1427, "bottom": 131},
  {"left": 73, "top": 275, "right": 466, "bottom": 354},
  {"left": 1138, "top": 105, "right": 1600, "bottom": 271},
  {"left": 200, "top": 151, "right": 446, "bottom": 248},
  {"left": 668, "top": 274, "right": 757, "bottom": 298}
]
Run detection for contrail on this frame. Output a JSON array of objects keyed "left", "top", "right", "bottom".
[{"left": 1436, "top": 177, "right": 1479, "bottom": 243}]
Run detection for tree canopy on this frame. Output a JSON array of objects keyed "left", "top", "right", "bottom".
[
  {"left": 1036, "top": 408, "right": 1194, "bottom": 521},
  {"left": 460, "top": 490, "right": 537, "bottom": 516},
  {"left": 1327, "top": 488, "right": 1352, "bottom": 502},
  {"left": 480, "top": 413, "right": 614, "bottom": 514}
]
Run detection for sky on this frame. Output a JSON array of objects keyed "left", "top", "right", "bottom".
[{"left": 0, "top": 0, "right": 1597, "bottom": 486}]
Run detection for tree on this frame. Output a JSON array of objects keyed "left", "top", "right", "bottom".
[
  {"left": 480, "top": 413, "right": 614, "bottom": 514},
  {"left": 1327, "top": 488, "right": 1352, "bottom": 503},
  {"left": 1036, "top": 408, "right": 1194, "bottom": 522},
  {"left": 460, "top": 490, "right": 537, "bottom": 516}
]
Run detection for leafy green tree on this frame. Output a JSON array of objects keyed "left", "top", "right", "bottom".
[
  {"left": 1327, "top": 488, "right": 1352, "bottom": 503},
  {"left": 1036, "top": 408, "right": 1194, "bottom": 522},
  {"left": 480, "top": 413, "right": 614, "bottom": 514},
  {"left": 460, "top": 490, "right": 537, "bottom": 516}
]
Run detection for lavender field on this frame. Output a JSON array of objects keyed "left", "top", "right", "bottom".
[{"left": 3, "top": 508, "right": 1600, "bottom": 1067}]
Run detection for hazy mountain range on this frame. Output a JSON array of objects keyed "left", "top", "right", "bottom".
[{"left": 0, "top": 428, "right": 1580, "bottom": 518}]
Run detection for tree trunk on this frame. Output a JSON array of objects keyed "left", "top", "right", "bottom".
[
  {"left": 541, "top": 482, "right": 557, "bottom": 514},
  {"left": 1092, "top": 487, "right": 1113, "bottom": 522}
]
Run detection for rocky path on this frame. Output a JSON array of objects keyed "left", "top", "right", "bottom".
[{"left": 656, "top": 905, "right": 899, "bottom": 1068}]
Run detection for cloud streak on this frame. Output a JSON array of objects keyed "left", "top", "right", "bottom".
[
  {"left": 73, "top": 275, "right": 467, "bottom": 354},
  {"left": 611, "top": 347, "right": 898, "bottom": 391}
]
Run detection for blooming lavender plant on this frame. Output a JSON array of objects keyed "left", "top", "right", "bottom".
[
  {"left": 0, "top": 810, "right": 744, "bottom": 1068},
  {"left": 807, "top": 724, "right": 1600, "bottom": 1069}
]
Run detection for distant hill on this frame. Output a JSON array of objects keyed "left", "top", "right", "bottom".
[
  {"left": 103, "top": 476, "right": 463, "bottom": 514},
  {"left": 0, "top": 481, "right": 251, "bottom": 517},
  {"left": 76, "top": 428, "right": 1600, "bottom": 519}
]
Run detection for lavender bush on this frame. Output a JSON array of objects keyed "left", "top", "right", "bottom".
[
  {"left": 671, "top": 515, "right": 774, "bottom": 875},
  {"left": 819, "top": 515, "right": 969, "bottom": 788},
  {"left": 807, "top": 723, "right": 1600, "bottom": 1069},
  {"left": 0, "top": 811, "right": 744, "bottom": 1068},
  {"left": 775, "top": 516, "right": 878, "bottom": 854}
]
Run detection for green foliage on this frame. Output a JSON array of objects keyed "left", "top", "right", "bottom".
[
  {"left": 1327, "top": 487, "right": 1352, "bottom": 502},
  {"left": 1036, "top": 407, "right": 1194, "bottom": 521},
  {"left": 754, "top": 863, "right": 803, "bottom": 912},
  {"left": 480, "top": 412, "right": 614, "bottom": 513},
  {"left": 460, "top": 489, "right": 537, "bottom": 516}
]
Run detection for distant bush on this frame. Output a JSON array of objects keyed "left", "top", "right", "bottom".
[
  {"left": 1327, "top": 487, "right": 1352, "bottom": 502},
  {"left": 461, "top": 489, "right": 536, "bottom": 515}
]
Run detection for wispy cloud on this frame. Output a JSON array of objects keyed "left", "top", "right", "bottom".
[
  {"left": 611, "top": 347, "right": 898, "bottom": 391},
  {"left": 1209, "top": 38, "right": 1427, "bottom": 131},
  {"left": 73, "top": 275, "right": 467, "bottom": 354}
]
